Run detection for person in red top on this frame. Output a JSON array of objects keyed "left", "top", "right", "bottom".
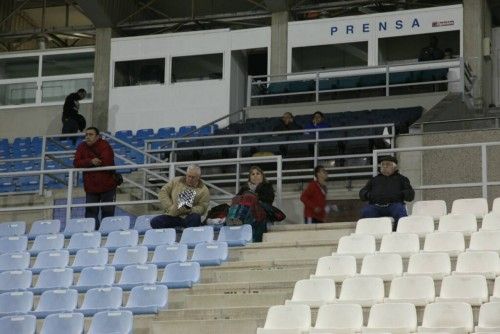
[
  {"left": 73, "top": 127, "right": 117, "bottom": 229},
  {"left": 300, "top": 165, "right": 328, "bottom": 224}
]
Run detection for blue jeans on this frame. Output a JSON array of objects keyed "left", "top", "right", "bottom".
[
  {"left": 361, "top": 202, "right": 407, "bottom": 231},
  {"left": 150, "top": 213, "right": 202, "bottom": 229}
]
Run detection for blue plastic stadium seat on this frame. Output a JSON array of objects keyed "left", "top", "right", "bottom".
[
  {"left": 141, "top": 228, "right": 176, "bottom": 250},
  {"left": 122, "top": 285, "right": 168, "bottom": 314},
  {"left": 217, "top": 225, "right": 253, "bottom": 247},
  {"left": 0, "top": 178, "right": 15, "bottom": 193},
  {"left": 31, "top": 289, "right": 78, "bottom": 318},
  {"left": 0, "top": 252, "right": 30, "bottom": 271},
  {"left": 0, "top": 270, "right": 32, "bottom": 293},
  {"left": 17, "top": 176, "right": 39, "bottom": 191},
  {"left": 111, "top": 246, "right": 148, "bottom": 270},
  {"left": 0, "top": 221, "right": 26, "bottom": 237},
  {"left": 179, "top": 226, "right": 214, "bottom": 248},
  {"left": 191, "top": 242, "right": 228, "bottom": 266},
  {"left": 177, "top": 125, "right": 196, "bottom": 137},
  {"left": 288, "top": 80, "right": 314, "bottom": 93},
  {"left": 71, "top": 248, "right": 109, "bottom": 272},
  {"left": 30, "top": 268, "right": 73, "bottom": 294},
  {"left": 0, "top": 314, "right": 36, "bottom": 334},
  {"left": 267, "top": 82, "right": 288, "bottom": 94},
  {"left": 133, "top": 214, "right": 158, "bottom": 234},
  {"left": 136, "top": 128, "right": 155, "bottom": 139},
  {"left": 151, "top": 243, "right": 188, "bottom": 267},
  {"left": 75, "top": 266, "right": 115, "bottom": 293},
  {"left": 66, "top": 232, "right": 102, "bottom": 254},
  {"left": 337, "top": 76, "right": 360, "bottom": 89},
  {"left": 88, "top": 310, "right": 133, "bottom": 334},
  {"left": 40, "top": 312, "right": 84, "bottom": 334},
  {"left": 104, "top": 230, "right": 138, "bottom": 252},
  {"left": 28, "top": 219, "right": 61, "bottom": 239},
  {"left": 29, "top": 233, "right": 64, "bottom": 255},
  {"left": 63, "top": 218, "right": 96, "bottom": 237},
  {"left": 160, "top": 262, "right": 200, "bottom": 288},
  {"left": 157, "top": 127, "right": 175, "bottom": 138},
  {"left": 78, "top": 287, "right": 123, "bottom": 316},
  {"left": 389, "top": 71, "right": 411, "bottom": 84},
  {"left": 0, "top": 235, "right": 28, "bottom": 253},
  {"left": 99, "top": 216, "right": 130, "bottom": 235},
  {"left": 31, "top": 250, "right": 69, "bottom": 274},
  {"left": 359, "top": 73, "right": 386, "bottom": 87},
  {"left": 116, "top": 264, "right": 158, "bottom": 290},
  {"left": 115, "top": 130, "right": 133, "bottom": 140},
  {"left": 0, "top": 290, "right": 33, "bottom": 316}
]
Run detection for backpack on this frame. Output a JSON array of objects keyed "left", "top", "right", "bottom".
[{"left": 226, "top": 192, "right": 266, "bottom": 226}]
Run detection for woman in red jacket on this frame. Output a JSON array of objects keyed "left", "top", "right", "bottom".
[
  {"left": 73, "top": 127, "right": 117, "bottom": 229},
  {"left": 300, "top": 165, "right": 328, "bottom": 224}
]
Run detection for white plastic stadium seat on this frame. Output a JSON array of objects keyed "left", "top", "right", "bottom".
[
  {"left": 492, "top": 197, "right": 500, "bottom": 214},
  {"left": 453, "top": 251, "right": 500, "bottom": 279},
  {"left": 310, "top": 303, "right": 363, "bottom": 334},
  {"left": 396, "top": 216, "right": 434, "bottom": 237},
  {"left": 468, "top": 230, "right": 500, "bottom": 253},
  {"left": 362, "top": 302, "right": 417, "bottom": 334},
  {"left": 379, "top": 233, "right": 420, "bottom": 258},
  {"left": 285, "top": 278, "right": 336, "bottom": 307},
  {"left": 418, "top": 302, "right": 473, "bottom": 334},
  {"left": 385, "top": 275, "right": 435, "bottom": 306},
  {"left": 489, "top": 276, "right": 500, "bottom": 302},
  {"left": 336, "top": 234, "right": 376, "bottom": 259},
  {"left": 310, "top": 255, "right": 357, "bottom": 281},
  {"left": 337, "top": 276, "right": 385, "bottom": 307},
  {"left": 480, "top": 212, "right": 500, "bottom": 231},
  {"left": 438, "top": 214, "right": 477, "bottom": 236},
  {"left": 256, "top": 304, "right": 311, "bottom": 334},
  {"left": 359, "top": 253, "right": 403, "bottom": 281},
  {"left": 451, "top": 198, "right": 488, "bottom": 219},
  {"left": 476, "top": 302, "right": 500, "bottom": 332},
  {"left": 422, "top": 232, "right": 465, "bottom": 256},
  {"left": 411, "top": 200, "right": 447, "bottom": 220},
  {"left": 405, "top": 252, "right": 451, "bottom": 280},
  {"left": 355, "top": 218, "right": 392, "bottom": 239},
  {"left": 436, "top": 274, "right": 488, "bottom": 306}
]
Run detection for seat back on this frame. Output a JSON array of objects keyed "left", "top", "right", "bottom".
[
  {"left": 0, "top": 290, "right": 33, "bottom": 313},
  {"left": 438, "top": 214, "right": 477, "bottom": 235},
  {"left": 88, "top": 310, "right": 133, "bottom": 334},
  {"left": 289, "top": 278, "right": 336, "bottom": 304},
  {"left": 0, "top": 252, "right": 30, "bottom": 271},
  {"left": 455, "top": 251, "right": 500, "bottom": 276},
  {"left": 161, "top": 262, "right": 200, "bottom": 285},
  {"left": 32, "top": 250, "right": 69, "bottom": 271},
  {"left": 314, "top": 303, "right": 363, "bottom": 331},
  {"left": 111, "top": 246, "right": 148, "bottom": 267},
  {"left": 423, "top": 231, "right": 465, "bottom": 255},
  {"left": 152, "top": 244, "right": 188, "bottom": 266},
  {"left": 118, "top": 264, "right": 158, "bottom": 286},
  {"left": 142, "top": 228, "right": 176, "bottom": 248},
  {"left": 72, "top": 248, "right": 109, "bottom": 268},
  {"left": 262, "top": 304, "right": 311, "bottom": 330},
  {"left": 0, "top": 315, "right": 36, "bottom": 334},
  {"left": 67, "top": 232, "right": 102, "bottom": 252},
  {"left": 191, "top": 242, "right": 228, "bottom": 263},
  {"left": 451, "top": 198, "right": 488, "bottom": 219},
  {"left": 379, "top": 233, "right": 420, "bottom": 256},
  {"left": 355, "top": 217, "right": 392, "bottom": 238},
  {"left": 28, "top": 219, "right": 61, "bottom": 238},
  {"left": 396, "top": 216, "right": 434, "bottom": 236},
  {"left": 217, "top": 225, "right": 252, "bottom": 246},
  {"left": 412, "top": 200, "right": 447, "bottom": 220},
  {"left": 469, "top": 230, "right": 500, "bottom": 252},
  {"left": 407, "top": 252, "right": 451, "bottom": 279},
  {"left": 481, "top": 212, "right": 500, "bottom": 230},
  {"left": 180, "top": 226, "right": 214, "bottom": 247},
  {"left": 105, "top": 230, "right": 139, "bottom": 249},
  {"left": 0, "top": 270, "right": 32, "bottom": 291},
  {"left": 439, "top": 275, "right": 488, "bottom": 301},
  {"left": 133, "top": 215, "right": 158, "bottom": 234},
  {"left": 478, "top": 302, "right": 500, "bottom": 328},
  {"left": 0, "top": 235, "right": 28, "bottom": 253},
  {"left": 76, "top": 266, "right": 115, "bottom": 288},
  {"left": 360, "top": 253, "right": 403, "bottom": 279},
  {"left": 337, "top": 234, "right": 376, "bottom": 259},
  {"left": 98, "top": 216, "right": 130, "bottom": 235},
  {"left": 40, "top": 312, "right": 84, "bottom": 334},
  {"left": 313, "top": 255, "right": 356, "bottom": 279},
  {"left": 367, "top": 302, "right": 417, "bottom": 332},
  {"left": 80, "top": 287, "right": 123, "bottom": 310},
  {"left": 0, "top": 221, "right": 26, "bottom": 237},
  {"left": 339, "top": 277, "right": 384, "bottom": 303},
  {"left": 35, "top": 289, "right": 78, "bottom": 312},
  {"left": 421, "top": 302, "right": 473, "bottom": 331},
  {"left": 30, "top": 233, "right": 64, "bottom": 253},
  {"left": 63, "top": 218, "right": 95, "bottom": 236},
  {"left": 388, "top": 276, "right": 435, "bottom": 303},
  {"left": 126, "top": 284, "right": 168, "bottom": 308},
  {"left": 493, "top": 276, "right": 500, "bottom": 300},
  {"left": 34, "top": 268, "right": 74, "bottom": 290}
]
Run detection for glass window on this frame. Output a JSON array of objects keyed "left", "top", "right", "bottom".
[
  {"left": 114, "top": 58, "right": 165, "bottom": 87},
  {"left": 292, "top": 43, "right": 368, "bottom": 72},
  {"left": 0, "top": 82, "right": 37, "bottom": 105},
  {"left": 171, "top": 53, "right": 223, "bottom": 83},
  {"left": 0, "top": 57, "right": 38, "bottom": 79},
  {"left": 41, "top": 78, "right": 92, "bottom": 102},
  {"left": 42, "top": 52, "right": 94, "bottom": 76}
]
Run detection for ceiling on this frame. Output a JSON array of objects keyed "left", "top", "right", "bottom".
[{"left": 0, "top": 0, "right": 496, "bottom": 51}]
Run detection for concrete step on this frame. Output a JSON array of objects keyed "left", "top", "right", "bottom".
[
  {"left": 157, "top": 305, "right": 270, "bottom": 321},
  {"left": 150, "top": 318, "right": 265, "bottom": 334},
  {"left": 200, "top": 266, "right": 314, "bottom": 284},
  {"left": 183, "top": 291, "right": 291, "bottom": 308}
]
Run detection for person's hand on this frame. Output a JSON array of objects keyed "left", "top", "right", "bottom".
[{"left": 91, "top": 158, "right": 102, "bottom": 166}]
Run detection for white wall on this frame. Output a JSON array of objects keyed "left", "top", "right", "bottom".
[
  {"left": 109, "top": 28, "right": 269, "bottom": 132},
  {"left": 493, "top": 27, "right": 500, "bottom": 107}
]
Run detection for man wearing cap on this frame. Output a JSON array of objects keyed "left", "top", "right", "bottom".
[{"left": 359, "top": 156, "right": 415, "bottom": 230}]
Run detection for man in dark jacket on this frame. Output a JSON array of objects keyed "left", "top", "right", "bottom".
[
  {"left": 273, "top": 112, "right": 303, "bottom": 157},
  {"left": 359, "top": 155, "right": 414, "bottom": 231},
  {"left": 73, "top": 127, "right": 117, "bottom": 229},
  {"left": 62, "top": 88, "right": 87, "bottom": 144}
]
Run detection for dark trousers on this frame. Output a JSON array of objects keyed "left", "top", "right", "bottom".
[
  {"left": 150, "top": 213, "right": 202, "bottom": 229},
  {"left": 304, "top": 217, "right": 323, "bottom": 224},
  {"left": 85, "top": 188, "right": 116, "bottom": 229},
  {"left": 361, "top": 202, "right": 408, "bottom": 231}
]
